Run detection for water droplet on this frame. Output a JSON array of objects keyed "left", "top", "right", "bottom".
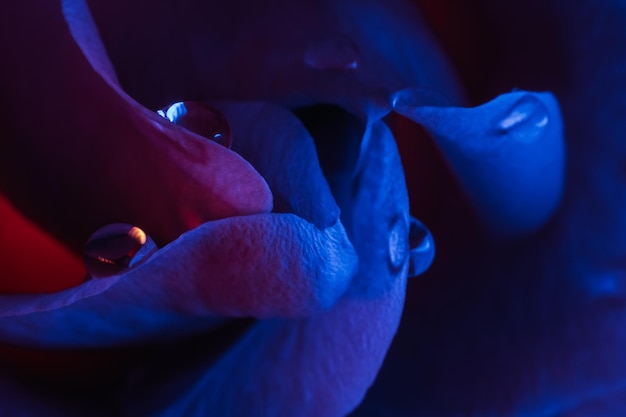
[
  {"left": 407, "top": 216, "right": 435, "bottom": 278},
  {"left": 84, "top": 223, "right": 157, "bottom": 278},
  {"left": 387, "top": 215, "right": 409, "bottom": 272},
  {"left": 304, "top": 34, "right": 360, "bottom": 71},
  {"left": 497, "top": 95, "right": 549, "bottom": 141},
  {"left": 160, "top": 101, "right": 232, "bottom": 148},
  {"left": 391, "top": 87, "right": 449, "bottom": 111}
]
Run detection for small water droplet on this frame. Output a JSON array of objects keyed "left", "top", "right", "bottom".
[
  {"left": 84, "top": 223, "right": 157, "bottom": 278},
  {"left": 387, "top": 215, "right": 409, "bottom": 272},
  {"left": 407, "top": 216, "right": 435, "bottom": 278},
  {"left": 304, "top": 34, "right": 360, "bottom": 71},
  {"left": 497, "top": 95, "right": 549, "bottom": 141},
  {"left": 160, "top": 101, "right": 233, "bottom": 148}
]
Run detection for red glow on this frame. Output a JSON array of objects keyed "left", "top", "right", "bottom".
[{"left": 0, "top": 193, "right": 85, "bottom": 294}]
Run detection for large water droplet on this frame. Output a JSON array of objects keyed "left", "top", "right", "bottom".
[
  {"left": 387, "top": 214, "right": 409, "bottom": 272},
  {"left": 304, "top": 34, "right": 360, "bottom": 71},
  {"left": 497, "top": 95, "right": 549, "bottom": 142},
  {"left": 160, "top": 101, "right": 232, "bottom": 148},
  {"left": 407, "top": 216, "right": 435, "bottom": 277},
  {"left": 84, "top": 223, "right": 157, "bottom": 278}
]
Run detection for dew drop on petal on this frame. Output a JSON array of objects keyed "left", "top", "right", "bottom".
[
  {"left": 84, "top": 223, "right": 157, "bottom": 278},
  {"left": 304, "top": 34, "right": 360, "bottom": 71},
  {"left": 407, "top": 216, "right": 435, "bottom": 278},
  {"left": 387, "top": 214, "right": 409, "bottom": 272},
  {"left": 160, "top": 101, "right": 233, "bottom": 148},
  {"left": 496, "top": 94, "right": 549, "bottom": 141}
]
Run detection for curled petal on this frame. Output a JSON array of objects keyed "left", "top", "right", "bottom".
[
  {"left": 394, "top": 90, "right": 565, "bottom": 239},
  {"left": 356, "top": 2, "right": 626, "bottom": 414},
  {"left": 0, "top": 100, "right": 363, "bottom": 349},
  {"left": 0, "top": 213, "right": 356, "bottom": 348},
  {"left": 214, "top": 101, "right": 344, "bottom": 229},
  {"left": 0, "top": 0, "right": 273, "bottom": 251}
]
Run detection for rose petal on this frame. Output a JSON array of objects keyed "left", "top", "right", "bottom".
[
  {"left": 0, "top": 212, "right": 356, "bottom": 348},
  {"left": 125, "top": 120, "right": 409, "bottom": 417},
  {"left": 0, "top": 97, "right": 360, "bottom": 348},
  {"left": 215, "top": 101, "right": 341, "bottom": 230},
  {"left": 0, "top": 0, "right": 273, "bottom": 252},
  {"left": 394, "top": 90, "right": 565, "bottom": 239}
]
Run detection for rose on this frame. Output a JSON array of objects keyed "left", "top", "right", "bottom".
[
  {"left": 0, "top": 1, "right": 583, "bottom": 417},
  {"left": 351, "top": 1, "right": 626, "bottom": 416},
  {"left": 0, "top": 0, "right": 439, "bottom": 415}
]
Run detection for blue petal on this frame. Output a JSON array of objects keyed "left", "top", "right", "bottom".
[
  {"left": 356, "top": 2, "right": 626, "bottom": 416},
  {"left": 125, "top": 121, "right": 410, "bottom": 417},
  {"left": 394, "top": 89, "right": 565, "bottom": 239}
]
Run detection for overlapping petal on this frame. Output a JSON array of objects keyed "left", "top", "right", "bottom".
[
  {"left": 0, "top": 84, "right": 367, "bottom": 352},
  {"left": 0, "top": 0, "right": 273, "bottom": 252},
  {"left": 0, "top": 211, "right": 357, "bottom": 348},
  {"left": 125, "top": 120, "right": 409, "bottom": 417},
  {"left": 5, "top": 0, "right": 598, "bottom": 415}
]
